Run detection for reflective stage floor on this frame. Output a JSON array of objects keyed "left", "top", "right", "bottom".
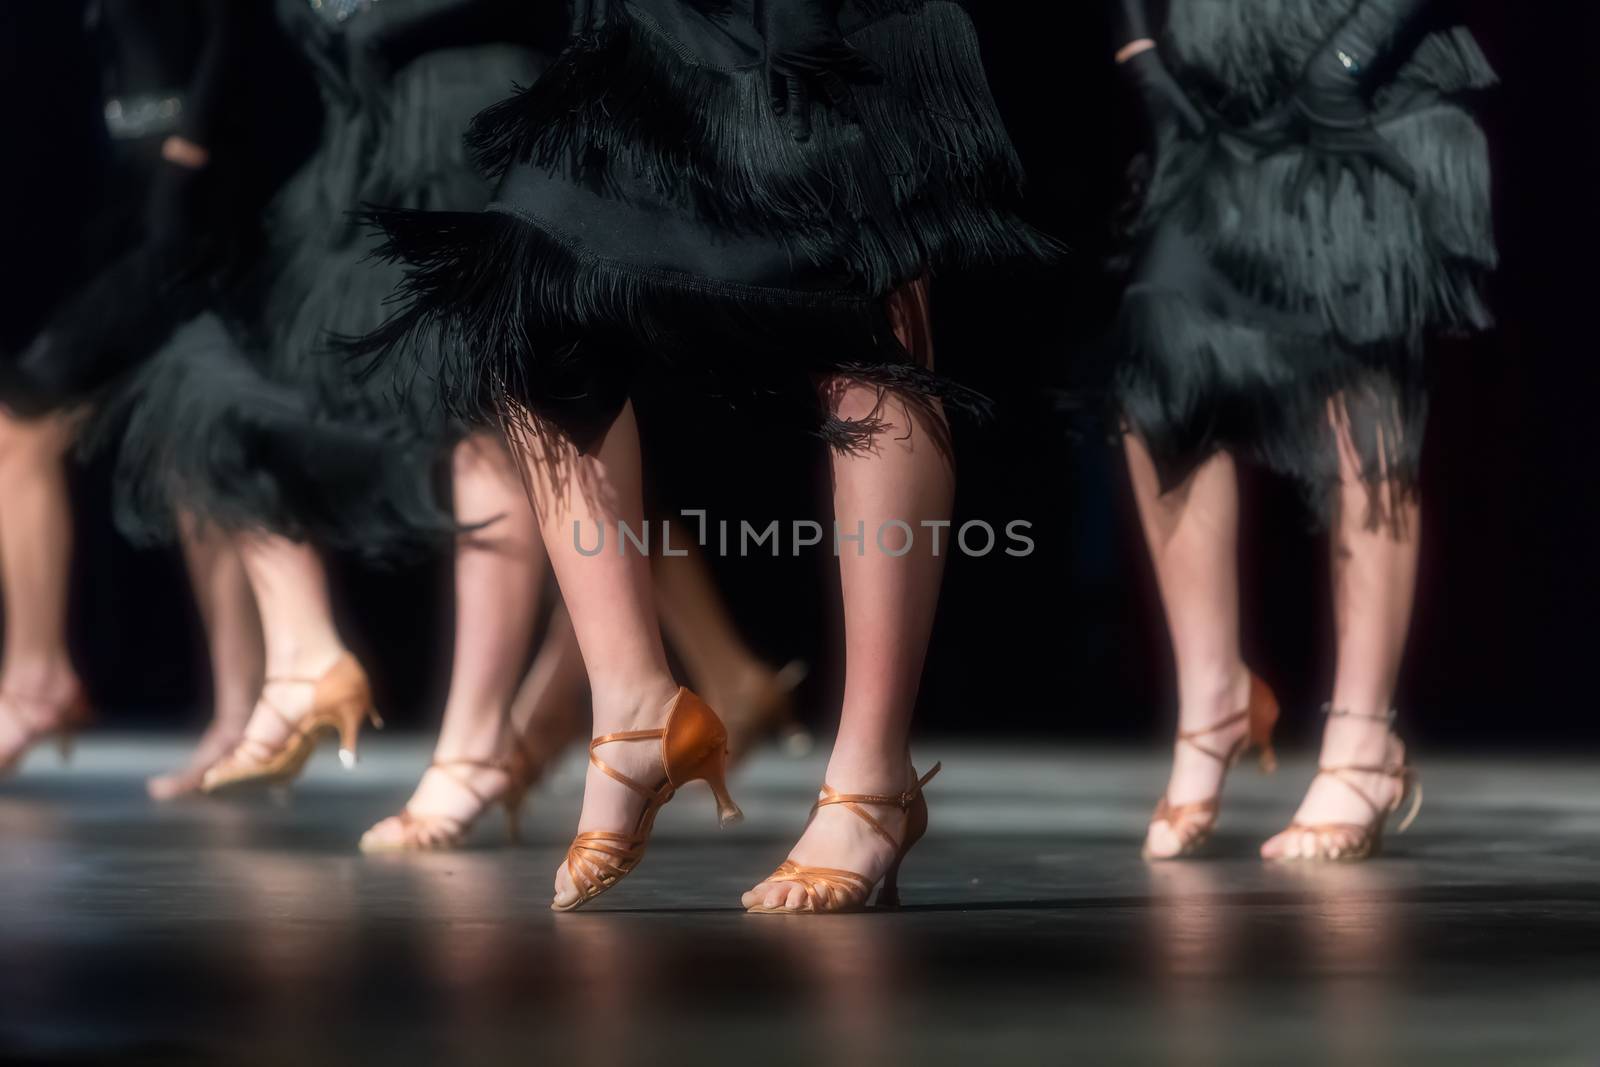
[{"left": 1, "top": 737, "right": 1597, "bottom": 1065}]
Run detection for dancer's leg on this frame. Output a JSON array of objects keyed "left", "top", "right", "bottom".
[
  {"left": 0, "top": 411, "right": 87, "bottom": 766},
  {"left": 1124, "top": 441, "right": 1255, "bottom": 859},
  {"left": 147, "top": 514, "right": 264, "bottom": 799},
  {"left": 361, "top": 434, "right": 552, "bottom": 846},
  {"left": 1262, "top": 406, "right": 1420, "bottom": 859},
  {"left": 745, "top": 285, "right": 955, "bottom": 911}
]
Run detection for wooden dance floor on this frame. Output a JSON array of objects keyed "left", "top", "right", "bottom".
[{"left": 1, "top": 738, "right": 1596, "bottom": 1065}]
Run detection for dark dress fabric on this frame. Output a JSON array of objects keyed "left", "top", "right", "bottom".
[
  {"left": 351, "top": 0, "right": 1059, "bottom": 453},
  {"left": 1114, "top": 0, "right": 1497, "bottom": 521},
  {"left": 109, "top": 0, "right": 549, "bottom": 555},
  {"left": 4, "top": 1, "right": 283, "bottom": 415}
]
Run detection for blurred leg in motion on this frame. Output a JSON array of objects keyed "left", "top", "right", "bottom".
[
  {"left": 744, "top": 284, "right": 955, "bottom": 913},
  {"left": 1262, "top": 405, "right": 1420, "bottom": 860},
  {"left": 147, "top": 514, "right": 265, "bottom": 799},
  {"left": 361, "top": 434, "right": 576, "bottom": 851},
  {"left": 195, "top": 531, "right": 374, "bottom": 790},
  {"left": 521, "top": 403, "right": 689, "bottom": 909},
  {"left": 0, "top": 410, "right": 89, "bottom": 772},
  {"left": 1125, "top": 442, "right": 1257, "bottom": 860},
  {"left": 654, "top": 541, "right": 809, "bottom": 759}
]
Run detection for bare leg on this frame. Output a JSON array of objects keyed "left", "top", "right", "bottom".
[
  {"left": 505, "top": 601, "right": 588, "bottom": 761},
  {"left": 1124, "top": 440, "right": 1256, "bottom": 859},
  {"left": 654, "top": 543, "right": 806, "bottom": 755},
  {"left": 224, "top": 533, "right": 350, "bottom": 754},
  {"left": 1262, "top": 408, "right": 1420, "bottom": 859},
  {"left": 0, "top": 411, "right": 87, "bottom": 767},
  {"left": 147, "top": 514, "right": 264, "bottom": 799},
  {"left": 745, "top": 285, "right": 955, "bottom": 911},
  {"left": 361, "top": 434, "right": 552, "bottom": 848},
  {"left": 512, "top": 404, "right": 681, "bottom": 908}
]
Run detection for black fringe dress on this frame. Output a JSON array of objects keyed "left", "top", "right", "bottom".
[
  {"left": 352, "top": 0, "right": 1057, "bottom": 454},
  {"left": 1115, "top": 0, "right": 1497, "bottom": 518},
  {"left": 111, "top": 0, "right": 548, "bottom": 554}
]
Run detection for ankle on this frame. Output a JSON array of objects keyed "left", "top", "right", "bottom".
[
  {"left": 261, "top": 638, "right": 345, "bottom": 682},
  {"left": 822, "top": 742, "right": 914, "bottom": 794},
  {"left": 1320, "top": 708, "right": 1399, "bottom": 767},
  {"left": 0, "top": 655, "right": 82, "bottom": 702},
  {"left": 433, "top": 711, "right": 510, "bottom": 764},
  {"left": 589, "top": 676, "right": 681, "bottom": 735},
  {"left": 1175, "top": 666, "right": 1252, "bottom": 730}
]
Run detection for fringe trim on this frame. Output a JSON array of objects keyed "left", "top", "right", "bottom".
[
  {"left": 466, "top": 1, "right": 1054, "bottom": 291},
  {"left": 345, "top": 206, "right": 990, "bottom": 453},
  {"left": 1115, "top": 288, "right": 1426, "bottom": 532},
  {"left": 1139, "top": 102, "right": 1495, "bottom": 350}
]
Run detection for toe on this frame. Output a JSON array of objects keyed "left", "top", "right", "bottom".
[
  {"left": 551, "top": 861, "right": 581, "bottom": 910},
  {"left": 762, "top": 883, "right": 792, "bottom": 911},
  {"left": 1145, "top": 822, "right": 1182, "bottom": 860},
  {"left": 1259, "top": 830, "right": 1287, "bottom": 860},
  {"left": 784, "top": 884, "right": 809, "bottom": 912},
  {"left": 741, "top": 882, "right": 771, "bottom": 910}
]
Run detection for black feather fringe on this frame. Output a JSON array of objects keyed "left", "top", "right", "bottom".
[
  {"left": 346, "top": 205, "right": 989, "bottom": 453},
  {"left": 465, "top": 0, "right": 1056, "bottom": 291}
]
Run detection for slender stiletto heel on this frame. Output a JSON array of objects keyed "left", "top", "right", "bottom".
[
  {"left": 1145, "top": 673, "right": 1279, "bottom": 860},
  {"left": 1267, "top": 706, "right": 1422, "bottom": 863},
  {"left": 554, "top": 688, "right": 740, "bottom": 912},
  {"left": 0, "top": 690, "right": 92, "bottom": 776},
  {"left": 747, "top": 763, "right": 942, "bottom": 915},
  {"left": 201, "top": 653, "right": 380, "bottom": 793}
]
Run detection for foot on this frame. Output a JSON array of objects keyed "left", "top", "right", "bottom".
[
  {"left": 550, "top": 680, "right": 683, "bottom": 910},
  {"left": 0, "top": 669, "right": 89, "bottom": 774},
  {"left": 212, "top": 647, "right": 347, "bottom": 770},
  {"left": 1261, "top": 711, "right": 1409, "bottom": 861},
  {"left": 740, "top": 756, "right": 916, "bottom": 913},
  {"left": 147, "top": 714, "right": 250, "bottom": 800},
  {"left": 360, "top": 739, "right": 525, "bottom": 852},
  {"left": 1143, "top": 669, "right": 1255, "bottom": 860}
]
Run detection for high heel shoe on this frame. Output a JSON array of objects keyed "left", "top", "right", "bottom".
[
  {"left": 747, "top": 763, "right": 942, "bottom": 915},
  {"left": 1265, "top": 706, "right": 1422, "bottom": 863},
  {"left": 0, "top": 689, "right": 92, "bottom": 776},
  {"left": 554, "top": 687, "right": 741, "bottom": 912},
  {"left": 201, "top": 653, "right": 381, "bottom": 793},
  {"left": 1145, "top": 673, "right": 1279, "bottom": 860},
  {"left": 359, "top": 750, "right": 534, "bottom": 853}
]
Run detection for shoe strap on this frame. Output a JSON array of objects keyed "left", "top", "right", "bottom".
[
  {"left": 1320, "top": 704, "right": 1398, "bottom": 724},
  {"left": 587, "top": 728, "right": 668, "bottom": 801},
  {"left": 420, "top": 758, "right": 512, "bottom": 810},
  {"left": 759, "top": 860, "right": 874, "bottom": 912},
  {"left": 1314, "top": 762, "right": 1421, "bottom": 831},
  {"left": 231, "top": 693, "right": 316, "bottom": 764},
  {"left": 812, "top": 763, "right": 942, "bottom": 852},
  {"left": 1176, "top": 707, "right": 1251, "bottom": 764}
]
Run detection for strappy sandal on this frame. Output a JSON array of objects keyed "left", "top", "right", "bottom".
[
  {"left": 746, "top": 763, "right": 942, "bottom": 915},
  {"left": 554, "top": 688, "right": 741, "bottom": 912},
  {"left": 1145, "top": 673, "right": 1279, "bottom": 860},
  {"left": 201, "top": 653, "right": 381, "bottom": 793},
  {"left": 1267, "top": 706, "right": 1422, "bottom": 863},
  {"left": 359, "top": 754, "right": 534, "bottom": 853}
]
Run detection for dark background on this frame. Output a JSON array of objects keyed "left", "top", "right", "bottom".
[{"left": 20, "top": 2, "right": 1600, "bottom": 749}]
